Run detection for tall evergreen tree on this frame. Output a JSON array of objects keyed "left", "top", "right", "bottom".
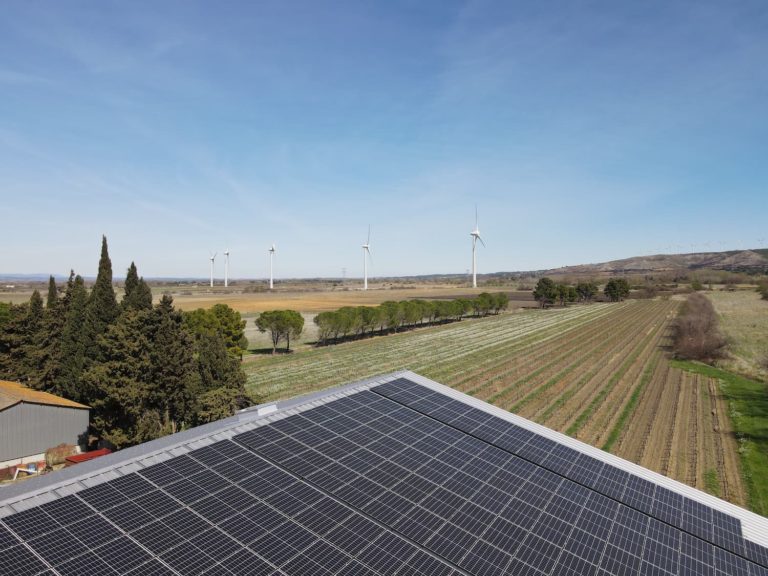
[
  {"left": 46, "top": 275, "right": 58, "bottom": 309},
  {"left": 58, "top": 274, "right": 88, "bottom": 401},
  {"left": 185, "top": 309, "right": 248, "bottom": 423},
  {"left": 28, "top": 290, "right": 44, "bottom": 323},
  {"left": 122, "top": 262, "right": 153, "bottom": 311},
  {"left": 0, "top": 303, "right": 27, "bottom": 381},
  {"left": 83, "top": 235, "right": 119, "bottom": 362},
  {"left": 135, "top": 278, "right": 153, "bottom": 309},
  {"left": 0, "top": 291, "right": 44, "bottom": 383},
  {"left": 19, "top": 291, "right": 46, "bottom": 383},
  {"left": 34, "top": 272, "right": 72, "bottom": 391},
  {"left": 149, "top": 295, "right": 197, "bottom": 434},
  {"left": 123, "top": 262, "right": 139, "bottom": 306},
  {"left": 84, "top": 308, "right": 155, "bottom": 448}
]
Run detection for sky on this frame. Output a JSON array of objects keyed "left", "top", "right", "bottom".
[{"left": 1, "top": 1, "right": 767, "bottom": 280}]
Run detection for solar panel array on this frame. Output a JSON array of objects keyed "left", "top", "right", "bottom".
[{"left": 0, "top": 376, "right": 766, "bottom": 575}]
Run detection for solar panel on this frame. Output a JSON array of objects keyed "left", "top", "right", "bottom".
[
  {"left": 373, "top": 377, "right": 768, "bottom": 570},
  {"left": 1, "top": 374, "right": 767, "bottom": 576}
]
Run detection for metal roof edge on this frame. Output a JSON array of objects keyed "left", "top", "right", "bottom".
[
  {"left": 398, "top": 370, "right": 768, "bottom": 548},
  {"left": 0, "top": 399, "right": 22, "bottom": 412}
]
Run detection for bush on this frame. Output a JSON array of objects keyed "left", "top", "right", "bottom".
[
  {"left": 672, "top": 293, "right": 727, "bottom": 361},
  {"left": 757, "top": 281, "right": 768, "bottom": 301}
]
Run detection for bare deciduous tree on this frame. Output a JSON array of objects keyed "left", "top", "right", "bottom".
[{"left": 672, "top": 293, "right": 727, "bottom": 361}]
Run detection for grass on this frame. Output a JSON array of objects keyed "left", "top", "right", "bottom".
[
  {"left": 708, "top": 290, "right": 768, "bottom": 380},
  {"left": 671, "top": 359, "right": 768, "bottom": 516},
  {"left": 704, "top": 469, "right": 722, "bottom": 498}
]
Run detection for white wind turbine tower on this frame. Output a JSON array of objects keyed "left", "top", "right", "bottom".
[
  {"left": 224, "top": 249, "right": 230, "bottom": 288},
  {"left": 269, "top": 243, "right": 276, "bottom": 290},
  {"left": 209, "top": 252, "right": 217, "bottom": 288},
  {"left": 470, "top": 206, "right": 486, "bottom": 288},
  {"left": 362, "top": 226, "right": 372, "bottom": 290}
]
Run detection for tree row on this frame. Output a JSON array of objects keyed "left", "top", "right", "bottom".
[
  {"left": 532, "top": 277, "right": 630, "bottom": 307},
  {"left": 313, "top": 292, "right": 510, "bottom": 345}
]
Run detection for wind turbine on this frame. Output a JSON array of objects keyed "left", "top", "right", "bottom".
[
  {"left": 209, "top": 252, "right": 216, "bottom": 288},
  {"left": 362, "top": 226, "right": 372, "bottom": 290},
  {"left": 269, "top": 243, "right": 276, "bottom": 290},
  {"left": 224, "top": 249, "right": 230, "bottom": 288},
  {"left": 470, "top": 206, "right": 485, "bottom": 288}
]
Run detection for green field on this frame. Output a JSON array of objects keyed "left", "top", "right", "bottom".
[{"left": 709, "top": 290, "right": 768, "bottom": 380}]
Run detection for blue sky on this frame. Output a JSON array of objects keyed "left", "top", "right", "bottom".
[{"left": 1, "top": 1, "right": 767, "bottom": 279}]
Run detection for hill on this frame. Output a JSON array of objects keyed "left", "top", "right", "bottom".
[{"left": 542, "top": 249, "right": 768, "bottom": 277}]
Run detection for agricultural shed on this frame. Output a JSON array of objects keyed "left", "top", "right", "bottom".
[
  {"left": 1, "top": 371, "right": 767, "bottom": 575},
  {"left": 0, "top": 380, "right": 89, "bottom": 469}
]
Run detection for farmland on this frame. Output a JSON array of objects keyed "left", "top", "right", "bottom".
[
  {"left": 244, "top": 298, "right": 753, "bottom": 509},
  {"left": 709, "top": 290, "right": 768, "bottom": 380}
]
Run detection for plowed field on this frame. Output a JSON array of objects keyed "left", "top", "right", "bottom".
[{"left": 244, "top": 299, "right": 749, "bottom": 508}]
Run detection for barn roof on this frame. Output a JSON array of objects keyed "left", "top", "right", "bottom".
[
  {"left": 1, "top": 371, "right": 767, "bottom": 575},
  {"left": 0, "top": 380, "right": 89, "bottom": 412}
]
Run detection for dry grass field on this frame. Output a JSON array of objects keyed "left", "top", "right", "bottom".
[
  {"left": 168, "top": 286, "right": 535, "bottom": 313},
  {"left": 171, "top": 285, "right": 535, "bottom": 351},
  {"left": 709, "top": 290, "right": 768, "bottom": 380}
]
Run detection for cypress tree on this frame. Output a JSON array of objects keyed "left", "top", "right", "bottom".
[
  {"left": 20, "top": 291, "right": 45, "bottom": 382},
  {"left": 58, "top": 275, "right": 88, "bottom": 401},
  {"left": 150, "top": 295, "right": 196, "bottom": 433},
  {"left": 29, "top": 290, "right": 44, "bottom": 323},
  {"left": 35, "top": 272, "right": 75, "bottom": 392},
  {"left": 135, "top": 279, "right": 153, "bottom": 310},
  {"left": 122, "top": 262, "right": 153, "bottom": 312},
  {"left": 46, "top": 276, "right": 58, "bottom": 309},
  {"left": 0, "top": 303, "right": 27, "bottom": 380},
  {"left": 83, "top": 236, "right": 119, "bottom": 362},
  {"left": 122, "top": 262, "right": 139, "bottom": 308}
]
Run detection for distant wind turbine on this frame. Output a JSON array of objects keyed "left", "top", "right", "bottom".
[
  {"left": 209, "top": 252, "right": 216, "bottom": 288},
  {"left": 224, "top": 249, "right": 230, "bottom": 288},
  {"left": 269, "top": 243, "right": 276, "bottom": 290},
  {"left": 470, "top": 206, "right": 485, "bottom": 288},
  {"left": 362, "top": 226, "right": 372, "bottom": 290}
]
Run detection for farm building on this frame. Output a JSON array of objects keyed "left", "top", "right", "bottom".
[
  {"left": 1, "top": 371, "right": 767, "bottom": 575},
  {"left": 0, "top": 380, "right": 89, "bottom": 469}
]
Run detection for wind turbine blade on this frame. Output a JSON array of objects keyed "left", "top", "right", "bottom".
[
  {"left": 367, "top": 225, "right": 371, "bottom": 245},
  {"left": 475, "top": 204, "right": 478, "bottom": 228},
  {"left": 478, "top": 235, "right": 486, "bottom": 248}
]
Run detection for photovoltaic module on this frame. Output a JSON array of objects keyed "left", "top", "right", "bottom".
[{"left": 1, "top": 372, "right": 766, "bottom": 575}]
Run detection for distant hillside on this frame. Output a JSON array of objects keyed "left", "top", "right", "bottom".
[
  {"left": 544, "top": 249, "right": 768, "bottom": 276},
  {"left": 3, "top": 249, "right": 767, "bottom": 287}
]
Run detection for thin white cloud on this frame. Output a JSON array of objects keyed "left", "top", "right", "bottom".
[{"left": 0, "top": 69, "right": 51, "bottom": 85}]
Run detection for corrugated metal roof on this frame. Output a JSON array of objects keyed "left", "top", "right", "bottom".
[{"left": 0, "top": 380, "right": 90, "bottom": 411}]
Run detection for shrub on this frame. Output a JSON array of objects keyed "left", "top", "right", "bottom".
[{"left": 672, "top": 293, "right": 727, "bottom": 361}]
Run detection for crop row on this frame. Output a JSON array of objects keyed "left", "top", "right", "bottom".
[{"left": 245, "top": 303, "right": 621, "bottom": 402}]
